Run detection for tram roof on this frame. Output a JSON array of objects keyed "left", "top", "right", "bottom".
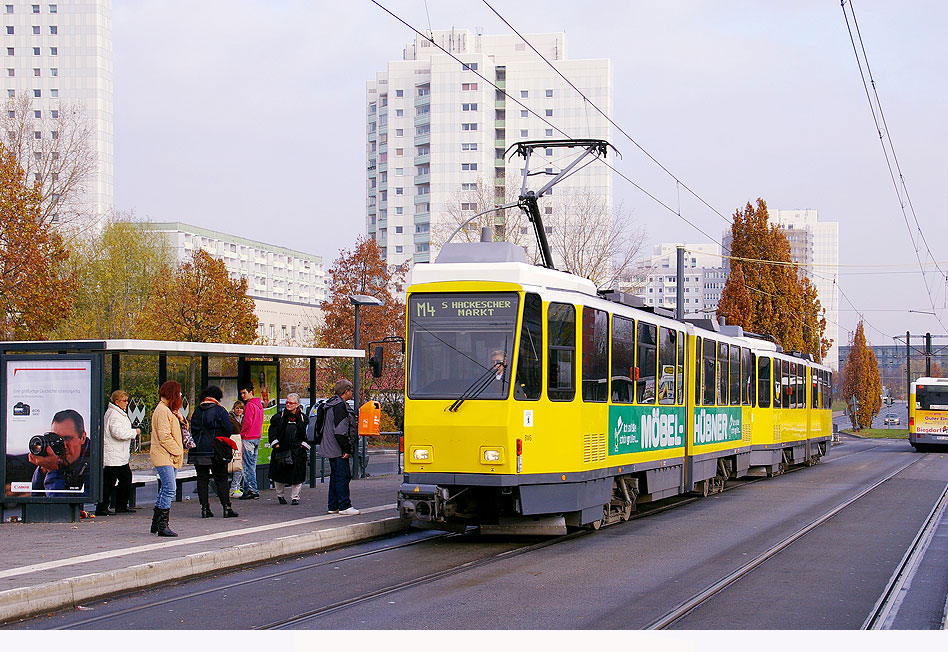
[
  {"left": 409, "top": 261, "right": 598, "bottom": 295},
  {"left": 0, "top": 339, "right": 364, "bottom": 359}
]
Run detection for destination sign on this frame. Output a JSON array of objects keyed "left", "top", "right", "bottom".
[{"left": 410, "top": 293, "right": 520, "bottom": 322}]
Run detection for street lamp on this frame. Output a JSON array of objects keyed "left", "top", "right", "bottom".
[{"left": 350, "top": 294, "right": 383, "bottom": 478}]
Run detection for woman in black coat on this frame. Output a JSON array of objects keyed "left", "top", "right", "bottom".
[
  {"left": 189, "top": 385, "right": 239, "bottom": 518},
  {"left": 268, "top": 393, "right": 308, "bottom": 505}
]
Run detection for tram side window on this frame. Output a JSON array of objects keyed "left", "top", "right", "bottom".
[
  {"left": 717, "top": 342, "right": 729, "bottom": 405},
  {"left": 582, "top": 306, "right": 609, "bottom": 402},
  {"left": 811, "top": 368, "right": 819, "bottom": 408},
  {"left": 547, "top": 303, "right": 575, "bottom": 402},
  {"left": 677, "top": 331, "right": 685, "bottom": 405},
  {"left": 742, "top": 348, "right": 755, "bottom": 406},
  {"left": 758, "top": 357, "right": 771, "bottom": 408},
  {"left": 636, "top": 321, "right": 657, "bottom": 404},
  {"left": 781, "top": 360, "right": 791, "bottom": 409},
  {"left": 797, "top": 363, "right": 805, "bottom": 408},
  {"left": 611, "top": 315, "right": 635, "bottom": 404},
  {"left": 694, "top": 336, "right": 703, "bottom": 405},
  {"left": 729, "top": 344, "right": 740, "bottom": 406},
  {"left": 789, "top": 362, "right": 797, "bottom": 408},
  {"left": 515, "top": 292, "right": 542, "bottom": 400},
  {"left": 703, "top": 338, "right": 716, "bottom": 405},
  {"left": 826, "top": 371, "right": 833, "bottom": 407},
  {"left": 773, "top": 359, "right": 782, "bottom": 409},
  {"left": 658, "top": 327, "right": 676, "bottom": 405}
]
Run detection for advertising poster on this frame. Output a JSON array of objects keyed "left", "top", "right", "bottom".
[
  {"left": 4, "top": 358, "right": 95, "bottom": 499},
  {"left": 248, "top": 363, "right": 278, "bottom": 465},
  {"left": 609, "top": 405, "right": 686, "bottom": 455}
]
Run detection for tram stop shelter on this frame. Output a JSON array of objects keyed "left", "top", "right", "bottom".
[{"left": 0, "top": 339, "right": 363, "bottom": 523}]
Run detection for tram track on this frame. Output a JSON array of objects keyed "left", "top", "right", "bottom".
[
  {"left": 41, "top": 439, "right": 886, "bottom": 630},
  {"left": 644, "top": 452, "right": 932, "bottom": 629}
]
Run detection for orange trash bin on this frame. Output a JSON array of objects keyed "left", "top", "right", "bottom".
[{"left": 358, "top": 400, "right": 382, "bottom": 436}]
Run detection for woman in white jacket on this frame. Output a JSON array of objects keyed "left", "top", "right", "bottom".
[{"left": 95, "top": 390, "right": 141, "bottom": 516}]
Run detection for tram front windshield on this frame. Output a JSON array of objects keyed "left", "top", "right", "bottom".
[
  {"left": 916, "top": 384, "right": 948, "bottom": 410},
  {"left": 407, "top": 292, "right": 519, "bottom": 400}
]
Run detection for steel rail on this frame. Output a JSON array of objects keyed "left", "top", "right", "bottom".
[
  {"left": 863, "top": 479, "right": 948, "bottom": 629},
  {"left": 50, "top": 531, "right": 454, "bottom": 630},
  {"left": 644, "top": 454, "right": 927, "bottom": 630}
]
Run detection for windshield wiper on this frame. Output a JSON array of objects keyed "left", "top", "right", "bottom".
[{"left": 448, "top": 360, "right": 508, "bottom": 413}]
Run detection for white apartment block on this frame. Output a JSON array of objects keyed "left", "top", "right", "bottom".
[
  {"left": 2, "top": 0, "right": 112, "bottom": 225},
  {"left": 366, "top": 29, "right": 612, "bottom": 267},
  {"left": 148, "top": 222, "right": 326, "bottom": 346},
  {"left": 637, "top": 243, "right": 725, "bottom": 315},
  {"left": 769, "top": 208, "right": 840, "bottom": 369}
]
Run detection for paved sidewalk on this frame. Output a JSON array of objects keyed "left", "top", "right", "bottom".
[{"left": 0, "top": 475, "right": 407, "bottom": 623}]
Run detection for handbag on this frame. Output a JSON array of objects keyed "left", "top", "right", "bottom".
[
  {"left": 212, "top": 436, "right": 236, "bottom": 464},
  {"left": 227, "top": 434, "right": 243, "bottom": 473},
  {"left": 181, "top": 424, "right": 196, "bottom": 450},
  {"left": 271, "top": 447, "right": 293, "bottom": 465}
]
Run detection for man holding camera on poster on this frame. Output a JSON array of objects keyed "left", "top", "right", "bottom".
[{"left": 27, "top": 409, "right": 90, "bottom": 497}]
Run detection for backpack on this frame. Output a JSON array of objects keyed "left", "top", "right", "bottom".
[{"left": 312, "top": 401, "right": 327, "bottom": 444}]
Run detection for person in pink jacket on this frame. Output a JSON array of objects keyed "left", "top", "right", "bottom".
[{"left": 236, "top": 381, "right": 264, "bottom": 499}]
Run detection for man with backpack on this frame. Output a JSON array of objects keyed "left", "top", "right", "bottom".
[{"left": 316, "top": 379, "right": 359, "bottom": 515}]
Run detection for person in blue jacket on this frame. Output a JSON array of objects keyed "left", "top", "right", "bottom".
[{"left": 188, "top": 385, "right": 238, "bottom": 518}]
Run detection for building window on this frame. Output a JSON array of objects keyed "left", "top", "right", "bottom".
[
  {"left": 6, "top": 26, "right": 13, "bottom": 35},
  {"left": 49, "top": 47, "right": 56, "bottom": 55},
  {"left": 32, "top": 4, "right": 39, "bottom": 12},
  {"left": 395, "top": 108, "right": 403, "bottom": 117},
  {"left": 49, "top": 88, "right": 57, "bottom": 97},
  {"left": 4, "top": 6, "right": 12, "bottom": 14},
  {"left": 49, "top": 4, "right": 56, "bottom": 13},
  {"left": 33, "top": 130, "right": 41, "bottom": 139},
  {"left": 33, "top": 68, "right": 40, "bottom": 76},
  {"left": 49, "top": 25, "right": 56, "bottom": 35},
  {"left": 395, "top": 226, "right": 403, "bottom": 234},
  {"left": 462, "top": 82, "right": 478, "bottom": 91},
  {"left": 461, "top": 103, "right": 477, "bottom": 111},
  {"left": 395, "top": 246, "right": 403, "bottom": 254},
  {"left": 7, "top": 90, "right": 14, "bottom": 98},
  {"left": 33, "top": 110, "right": 41, "bottom": 118},
  {"left": 546, "top": 89, "right": 553, "bottom": 97},
  {"left": 6, "top": 47, "right": 12, "bottom": 55},
  {"left": 32, "top": 25, "right": 40, "bottom": 35},
  {"left": 461, "top": 142, "right": 477, "bottom": 151},
  {"left": 49, "top": 67, "right": 57, "bottom": 76},
  {"left": 520, "top": 130, "right": 528, "bottom": 137},
  {"left": 520, "top": 90, "right": 528, "bottom": 98},
  {"left": 395, "top": 207, "right": 403, "bottom": 214},
  {"left": 395, "top": 128, "right": 403, "bottom": 136},
  {"left": 50, "top": 109, "right": 58, "bottom": 118},
  {"left": 545, "top": 129, "right": 553, "bottom": 136},
  {"left": 415, "top": 243, "right": 429, "bottom": 253},
  {"left": 461, "top": 62, "right": 477, "bottom": 71},
  {"left": 395, "top": 89, "right": 403, "bottom": 97},
  {"left": 395, "top": 148, "right": 403, "bottom": 156},
  {"left": 395, "top": 187, "right": 403, "bottom": 195},
  {"left": 461, "top": 182, "right": 476, "bottom": 191},
  {"left": 5, "top": 69, "right": 11, "bottom": 77},
  {"left": 461, "top": 163, "right": 477, "bottom": 171},
  {"left": 545, "top": 109, "right": 553, "bottom": 117},
  {"left": 33, "top": 89, "right": 41, "bottom": 97},
  {"left": 520, "top": 110, "right": 528, "bottom": 118},
  {"left": 461, "top": 123, "right": 478, "bottom": 131}
]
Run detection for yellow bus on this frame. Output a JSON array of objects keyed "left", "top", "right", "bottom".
[{"left": 909, "top": 377, "right": 948, "bottom": 451}]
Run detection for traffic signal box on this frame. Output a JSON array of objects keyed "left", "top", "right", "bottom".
[{"left": 359, "top": 400, "right": 382, "bottom": 436}]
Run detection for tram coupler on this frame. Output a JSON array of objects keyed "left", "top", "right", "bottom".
[{"left": 398, "top": 483, "right": 449, "bottom": 523}]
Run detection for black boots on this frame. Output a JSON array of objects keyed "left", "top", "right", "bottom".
[
  {"left": 154, "top": 507, "right": 177, "bottom": 537},
  {"left": 201, "top": 504, "right": 214, "bottom": 518},
  {"left": 151, "top": 507, "right": 160, "bottom": 533},
  {"left": 222, "top": 504, "right": 239, "bottom": 518}
]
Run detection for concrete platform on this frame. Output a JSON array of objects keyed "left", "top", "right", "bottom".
[{"left": 0, "top": 474, "right": 407, "bottom": 623}]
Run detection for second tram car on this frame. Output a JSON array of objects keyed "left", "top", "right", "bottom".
[
  {"left": 398, "top": 242, "right": 833, "bottom": 534},
  {"left": 909, "top": 377, "right": 948, "bottom": 451}
]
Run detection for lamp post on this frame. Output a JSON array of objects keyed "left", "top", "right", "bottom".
[{"left": 350, "top": 294, "right": 383, "bottom": 478}]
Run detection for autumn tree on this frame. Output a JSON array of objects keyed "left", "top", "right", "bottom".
[
  {"left": 717, "top": 198, "right": 830, "bottom": 360},
  {"left": 0, "top": 143, "right": 77, "bottom": 339},
  {"left": 140, "top": 249, "right": 257, "bottom": 343},
  {"left": 318, "top": 236, "right": 407, "bottom": 427},
  {"left": 51, "top": 214, "right": 175, "bottom": 339},
  {"left": 1, "top": 95, "right": 98, "bottom": 229},
  {"left": 841, "top": 321, "right": 882, "bottom": 429}
]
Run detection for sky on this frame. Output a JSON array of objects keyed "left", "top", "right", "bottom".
[{"left": 111, "top": 1, "right": 948, "bottom": 350}]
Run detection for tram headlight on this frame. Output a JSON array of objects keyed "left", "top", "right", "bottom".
[
  {"left": 483, "top": 449, "right": 500, "bottom": 462},
  {"left": 411, "top": 447, "right": 431, "bottom": 462}
]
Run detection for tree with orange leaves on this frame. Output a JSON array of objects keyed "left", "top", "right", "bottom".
[
  {"left": 718, "top": 198, "right": 830, "bottom": 361},
  {"left": 140, "top": 249, "right": 257, "bottom": 343},
  {"left": 0, "top": 144, "right": 76, "bottom": 340},
  {"left": 318, "top": 237, "right": 407, "bottom": 427},
  {"left": 841, "top": 320, "right": 881, "bottom": 429}
]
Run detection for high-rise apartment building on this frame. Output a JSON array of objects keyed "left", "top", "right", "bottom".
[
  {"left": 2, "top": 0, "right": 112, "bottom": 226},
  {"left": 366, "top": 29, "right": 612, "bottom": 267},
  {"left": 148, "top": 222, "right": 326, "bottom": 346},
  {"left": 769, "top": 209, "right": 840, "bottom": 369},
  {"left": 636, "top": 243, "right": 726, "bottom": 315}
]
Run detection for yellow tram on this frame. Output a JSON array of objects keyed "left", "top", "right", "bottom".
[{"left": 397, "top": 241, "right": 833, "bottom": 534}]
